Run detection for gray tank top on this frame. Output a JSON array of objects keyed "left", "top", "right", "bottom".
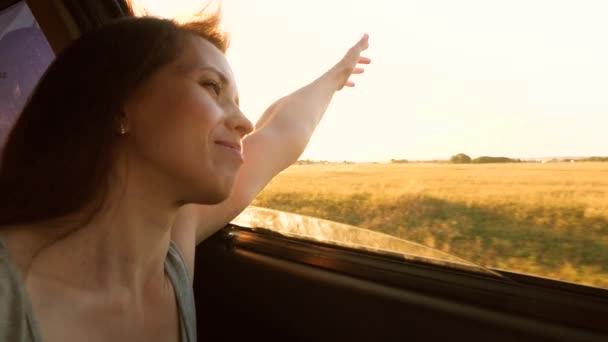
[{"left": 0, "top": 239, "right": 197, "bottom": 342}]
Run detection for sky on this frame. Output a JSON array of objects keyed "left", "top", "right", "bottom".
[{"left": 133, "top": 0, "right": 608, "bottom": 162}]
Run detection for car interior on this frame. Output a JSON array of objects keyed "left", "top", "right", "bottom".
[{"left": 2, "top": 1, "right": 608, "bottom": 341}]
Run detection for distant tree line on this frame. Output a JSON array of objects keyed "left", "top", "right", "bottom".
[
  {"left": 450, "top": 153, "right": 471, "bottom": 163},
  {"left": 296, "top": 159, "right": 355, "bottom": 165},
  {"left": 450, "top": 153, "right": 521, "bottom": 164},
  {"left": 449, "top": 154, "right": 608, "bottom": 164},
  {"left": 296, "top": 155, "right": 608, "bottom": 165},
  {"left": 296, "top": 159, "right": 330, "bottom": 165},
  {"left": 390, "top": 159, "right": 409, "bottom": 164},
  {"left": 579, "top": 156, "right": 608, "bottom": 162},
  {"left": 472, "top": 156, "right": 522, "bottom": 164}
]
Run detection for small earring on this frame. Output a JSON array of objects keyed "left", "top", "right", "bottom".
[{"left": 120, "top": 123, "right": 127, "bottom": 135}]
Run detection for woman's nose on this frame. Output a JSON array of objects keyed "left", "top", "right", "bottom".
[{"left": 229, "top": 107, "right": 254, "bottom": 138}]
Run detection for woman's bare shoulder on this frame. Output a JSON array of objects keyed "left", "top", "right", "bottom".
[
  {"left": 0, "top": 223, "right": 68, "bottom": 272},
  {"left": 0, "top": 230, "right": 34, "bottom": 342},
  {"left": 0, "top": 226, "right": 37, "bottom": 271}
]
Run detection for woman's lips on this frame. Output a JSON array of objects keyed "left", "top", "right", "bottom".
[{"left": 215, "top": 140, "right": 244, "bottom": 162}]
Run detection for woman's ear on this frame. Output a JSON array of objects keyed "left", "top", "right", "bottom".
[{"left": 114, "top": 111, "right": 129, "bottom": 136}]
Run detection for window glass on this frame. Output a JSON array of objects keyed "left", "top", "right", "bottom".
[
  {"left": 137, "top": 0, "right": 608, "bottom": 289},
  {"left": 0, "top": 1, "right": 55, "bottom": 145},
  {"left": 232, "top": 206, "right": 505, "bottom": 278}
]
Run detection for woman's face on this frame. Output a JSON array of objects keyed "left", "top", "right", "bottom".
[{"left": 122, "top": 35, "right": 254, "bottom": 205}]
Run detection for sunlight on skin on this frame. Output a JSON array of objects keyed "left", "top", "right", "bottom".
[
  {"left": 132, "top": 0, "right": 608, "bottom": 161},
  {"left": 127, "top": 0, "right": 608, "bottom": 289}
]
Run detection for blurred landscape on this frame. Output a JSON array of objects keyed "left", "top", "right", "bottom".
[{"left": 252, "top": 161, "right": 608, "bottom": 289}]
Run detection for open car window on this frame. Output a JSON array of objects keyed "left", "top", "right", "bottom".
[
  {"left": 133, "top": 0, "right": 608, "bottom": 290},
  {"left": 9, "top": 0, "right": 608, "bottom": 291},
  {"left": 232, "top": 206, "right": 504, "bottom": 278}
]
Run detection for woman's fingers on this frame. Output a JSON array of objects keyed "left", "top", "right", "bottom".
[
  {"left": 344, "top": 68, "right": 364, "bottom": 88},
  {"left": 347, "top": 35, "right": 369, "bottom": 59},
  {"left": 355, "top": 33, "right": 369, "bottom": 51},
  {"left": 335, "top": 34, "right": 370, "bottom": 90},
  {"left": 358, "top": 56, "right": 371, "bottom": 64}
]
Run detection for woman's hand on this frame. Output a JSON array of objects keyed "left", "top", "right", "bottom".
[{"left": 330, "top": 34, "right": 371, "bottom": 90}]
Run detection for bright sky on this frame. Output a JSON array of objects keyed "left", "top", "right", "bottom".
[{"left": 133, "top": 0, "right": 608, "bottom": 162}]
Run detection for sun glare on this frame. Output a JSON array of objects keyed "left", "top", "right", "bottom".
[{"left": 132, "top": 0, "right": 608, "bottom": 162}]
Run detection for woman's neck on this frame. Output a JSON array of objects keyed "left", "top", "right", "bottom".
[{"left": 21, "top": 178, "right": 180, "bottom": 295}]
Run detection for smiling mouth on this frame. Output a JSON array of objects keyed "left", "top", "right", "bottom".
[{"left": 215, "top": 141, "right": 244, "bottom": 161}]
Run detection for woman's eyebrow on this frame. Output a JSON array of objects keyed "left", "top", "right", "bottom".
[{"left": 198, "top": 66, "right": 229, "bottom": 85}]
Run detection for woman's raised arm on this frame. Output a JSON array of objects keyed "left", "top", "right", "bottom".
[{"left": 172, "top": 35, "right": 371, "bottom": 257}]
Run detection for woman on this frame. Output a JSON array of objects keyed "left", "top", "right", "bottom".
[{"left": 0, "top": 13, "right": 369, "bottom": 342}]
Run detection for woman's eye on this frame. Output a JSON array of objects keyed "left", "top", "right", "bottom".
[{"left": 201, "top": 80, "right": 221, "bottom": 96}]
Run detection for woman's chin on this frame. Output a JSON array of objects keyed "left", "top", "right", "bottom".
[
  {"left": 205, "top": 191, "right": 231, "bottom": 205},
  {"left": 189, "top": 181, "right": 235, "bottom": 205},
  {"left": 179, "top": 170, "right": 237, "bottom": 205}
]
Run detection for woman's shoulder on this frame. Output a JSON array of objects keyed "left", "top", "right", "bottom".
[
  {"left": 0, "top": 223, "right": 70, "bottom": 270},
  {"left": 0, "top": 235, "right": 28, "bottom": 312},
  {"left": 0, "top": 237, "right": 37, "bottom": 341},
  {"left": 0, "top": 227, "right": 37, "bottom": 271}
]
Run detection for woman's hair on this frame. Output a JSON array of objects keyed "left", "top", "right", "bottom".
[{"left": 0, "top": 14, "right": 229, "bottom": 227}]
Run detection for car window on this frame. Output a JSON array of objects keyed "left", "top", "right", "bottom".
[
  {"left": 19, "top": 0, "right": 606, "bottom": 290},
  {"left": 131, "top": 0, "right": 608, "bottom": 289},
  {"left": 0, "top": 1, "right": 54, "bottom": 145},
  {"left": 232, "top": 206, "right": 505, "bottom": 278}
]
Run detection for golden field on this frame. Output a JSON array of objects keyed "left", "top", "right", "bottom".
[{"left": 251, "top": 162, "right": 608, "bottom": 288}]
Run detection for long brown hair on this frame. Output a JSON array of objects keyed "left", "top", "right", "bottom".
[{"left": 0, "top": 15, "right": 228, "bottom": 227}]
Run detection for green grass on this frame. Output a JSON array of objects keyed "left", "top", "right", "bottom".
[{"left": 252, "top": 162, "right": 608, "bottom": 288}]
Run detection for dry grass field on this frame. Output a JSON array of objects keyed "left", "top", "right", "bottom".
[{"left": 251, "top": 162, "right": 608, "bottom": 288}]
